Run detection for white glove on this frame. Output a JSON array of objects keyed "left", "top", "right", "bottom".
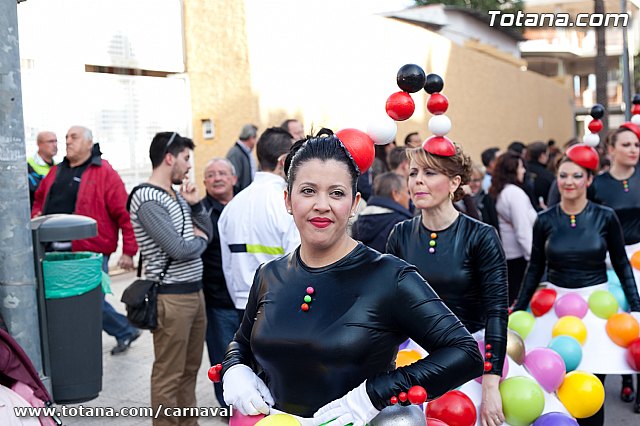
[
  {"left": 223, "top": 364, "right": 274, "bottom": 415},
  {"left": 312, "top": 381, "right": 379, "bottom": 426}
]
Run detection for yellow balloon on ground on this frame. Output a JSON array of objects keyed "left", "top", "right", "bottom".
[
  {"left": 255, "top": 414, "right": 301, "bottom": 426},
  {"left": 557, "top": 371, "right": 605, "bottom": 418},
  {"left": 552, "top": 316, "right": 587, "bottom": 345},
  {"left": 396, "top": 349, "right": 422, "bottom": 368}
]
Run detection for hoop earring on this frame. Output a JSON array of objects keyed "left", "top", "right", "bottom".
[{"left": 449, "top": 192, "right": 454, "bottom": 201}]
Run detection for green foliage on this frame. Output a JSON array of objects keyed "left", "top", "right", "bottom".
[{"left": 414, "top": 0, "right": 523, "bottom": 14}]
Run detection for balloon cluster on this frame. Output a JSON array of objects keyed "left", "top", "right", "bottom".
[
  {"left": 335, "top": 64, "right": 428, "bottom": 174},
  {"left": 630, "top": 94, "right": 640, "bottom": 126},
  {"left": 565, "top": 104, "right": 602, "bottom": 171},
  {"left": 583, "top": 104, "right": 604, "bottom": 147}
]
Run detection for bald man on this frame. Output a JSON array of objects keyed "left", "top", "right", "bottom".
[{"left": 27, "top": 131, "right": 58, "bottom": 206}]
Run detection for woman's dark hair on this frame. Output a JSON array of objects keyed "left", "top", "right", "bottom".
[
  {"left": 488, "top": 151, "right": 524, "bottom": 199},
  {"left": 285, "top": 134, "right": 360, "bottom": 200}
]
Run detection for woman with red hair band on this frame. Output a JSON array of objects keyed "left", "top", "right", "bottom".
[{"left": 513, "top": 144, "right": 640, "bottom": 426}]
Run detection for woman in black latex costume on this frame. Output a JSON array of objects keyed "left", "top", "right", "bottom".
[
  {"left": 217, "top": 135, "right": 483, "bottom": 425},
  {"left": 513, "top": 146, "right": 640, "bottom": 426},
  {"left": 592, "top": 123, "right": 640, "bottom": 411},
  {"left": 386, "top": 145, "right": 508, "bottom": 426}
]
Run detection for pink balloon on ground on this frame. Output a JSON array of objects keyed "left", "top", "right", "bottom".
[
  {"left": 230, "top": 411, "right": 265, "bottom": 426},
  {"left": 554, "top": 293, "right": 588, "bottom": 319},
  {"left": 475, "top": 339, "right": 509, "bottom": 383},
  {"left": 524, "top": 347, "right": 567, "bottom": 392}
]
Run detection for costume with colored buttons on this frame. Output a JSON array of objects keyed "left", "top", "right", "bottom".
[
  {"left": 514, "top": 202, "right": 640, "bottom": 374},
  {"left": 222, "top": 243, "right": 483, "bottom": 417},
  {"left": 386, "top": 214, "right": 508, "bottom": 377}
]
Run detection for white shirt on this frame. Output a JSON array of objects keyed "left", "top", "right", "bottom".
[
  {"left": 218, "top": 172, "right": 300, "bottom": 309},
  {"left": 496, "top": 184, "right": 537, "bottom": 260}
]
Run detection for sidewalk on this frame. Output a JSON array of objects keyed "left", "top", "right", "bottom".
[
  {"left": 63, "top": 271, "right": 226, "bottom": 426},
  {"left": 60, "top": 271, "right": 640, "bottom": 425}
]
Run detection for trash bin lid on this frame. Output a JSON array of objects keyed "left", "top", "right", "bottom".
[{"left": 31, "top": 215, "right": 97, "bottom": 242}]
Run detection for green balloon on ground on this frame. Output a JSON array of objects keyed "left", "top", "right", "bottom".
[
  {"left": 508, "top": 311, "right": 536, "bottom": 339},
  {"left": 499, "top": 376, "right": 545, "bottom": 426},
  {"left": 588, "top": 290, "right": 619, "bottom": 319}
]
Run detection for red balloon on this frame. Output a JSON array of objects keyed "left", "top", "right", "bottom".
[
  {"left": 408, "top": 385, "right": 428, "bottom": 405},
  {"left": 422, "top": 136, "right": 456, "bottom": 157},
  {"left": 633, "top": 104, "right": 640, "bottom": 116},
  {"left": 427, "top": 390, "right": 477, "bottom": 426},
  {"left": 530, "top": 288, "right": 557, "bottom": 317},
  {"left": 427, "top": 93, "right": 449, "bottom": 115},
  {"left": 627, "top": 338, "right": 640, "bottom": 370},
  {"left": 335, "top": 128, "right": 375, "bottom": 173},
  {"left": 426, "top": 418, "right": 450, "bottom": 426},
  {"left": 386, "top": 91, "right": 415, "bottom": 121},
  {"left": 587, "top": 119, "right": 603, "bottom": 133},
  {"left": 566, "top": 144, "right": 599, "bottom": 171}
]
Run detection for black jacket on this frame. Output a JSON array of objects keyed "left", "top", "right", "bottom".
[
  {"left": 352, "top": 196, "right": 413, "bottom": 253},
  {"left": 223, "top": 244, "right": 483, "bottom": 416},
  {"left": 226, "top": 142, "right": 253, "bottom": 194}
]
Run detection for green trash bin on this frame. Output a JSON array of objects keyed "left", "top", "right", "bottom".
[{"left": 43, "top": 252, "right": 103, "bottom": 404}]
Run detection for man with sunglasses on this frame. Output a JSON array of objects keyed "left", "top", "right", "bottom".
[
  {"left": 128, "top": 132, "right": 212, "bottom": 426},
  {"left": 32, "top": 125, "right": 140, "bottom": 355}
]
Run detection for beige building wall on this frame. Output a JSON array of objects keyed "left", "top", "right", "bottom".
[{"left": 184, "top": 0, "right": 574, "bottom": 188}]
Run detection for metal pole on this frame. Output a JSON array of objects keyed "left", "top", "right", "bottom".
[
  {"left": 0, "top": 0, "right": 43, "bottom": 372},
  {"left": 621, "top": 0, "right": 632, "bottom": 120}
]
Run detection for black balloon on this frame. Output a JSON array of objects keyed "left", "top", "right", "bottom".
[
  {"left": 590, "top": 104, "right": 605, "bottom": 119},
  {"left": 424, "top": 74, "right": 444, "bottom": 94},
  {"left": 397, "top": 64, "right": 427, "bottom": 93},
  {"left": 633, "top": 94, "right": 640, "bottom": 105}
]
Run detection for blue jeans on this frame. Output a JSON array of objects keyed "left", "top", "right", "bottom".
[
  {"left": 102, "top": 255, "right": 138, "bottom": 343},
  {"left": 205, "top": 304, "right": 243, "bottom": 407}
]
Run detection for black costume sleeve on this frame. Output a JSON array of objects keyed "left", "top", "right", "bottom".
[
  {"left": 605, "top": 211, "right": 640, "bottom": 311},
  {"left": 475, "top": 227, "right": 508, "bottom": 376},
  {"left": 513, "top": 216, "right": 546, "bottom": 311},
  {"left": 221, "top": 266, "right": 262, "bottom": 373},
  {"left": 366, "top": 266, "right": 483, "bottom": 408}
]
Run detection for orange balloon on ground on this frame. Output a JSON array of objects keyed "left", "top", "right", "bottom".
[
  {"left": 631, "top": 250, "right": 640, "bottom": 271},
  {"left": 606, "top": 313, "right": 640, "bottom": 347},
  {"left": 552, "top": 316, "right": 587, "bottom": 345},
  {"left": 396, "top": 349, "right": 422, "bottom": 368}
]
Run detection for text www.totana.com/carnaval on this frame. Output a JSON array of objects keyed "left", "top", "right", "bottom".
[{"left": 14, "top": 404, "right": 233, "bottom": 419}]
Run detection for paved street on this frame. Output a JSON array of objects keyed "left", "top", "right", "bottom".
[{"left": 59, "top": 271, "right": 640, "bottom": 425}]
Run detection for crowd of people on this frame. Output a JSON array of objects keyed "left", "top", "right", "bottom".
[{"left": 21, "top": 116, "right": 640, "bottom": 426}]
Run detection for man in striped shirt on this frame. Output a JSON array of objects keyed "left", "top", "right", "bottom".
[{"left": 128, "top": 132, "right": 212, "bottom": 426}]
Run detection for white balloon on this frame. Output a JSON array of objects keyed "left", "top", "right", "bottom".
[
  {"left": 428, "top": 115, "right": 452, "bottom": 136},
  {"left": 583, "top": 132, "right": 600, "bottom": 147},
  {"left": 632, "top": 114, "right": 640, "bottom": 126},
  {"left": 366, "top": 116, "right": 397, "bottom": 145}
]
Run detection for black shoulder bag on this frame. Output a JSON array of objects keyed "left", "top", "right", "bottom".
[{"left": 120, "top": 257, "right": 171, "bottom": 330}]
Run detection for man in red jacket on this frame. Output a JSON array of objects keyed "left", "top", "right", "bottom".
[{"left": 33, "top": 125, "right": 140, "bottom": 355}]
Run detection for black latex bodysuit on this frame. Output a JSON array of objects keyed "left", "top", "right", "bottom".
[
  {"left": 514, "top": 202, "right": 640, "bottom": 311},
  {"left": 592, "top": 167, "right": 640, "bottom": 245},
  {"left": 222, "top": 243, "right": 483, "bottom": 417},
  {"left": 386, "top": 214, "right": 508, "bottom": 377}
]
